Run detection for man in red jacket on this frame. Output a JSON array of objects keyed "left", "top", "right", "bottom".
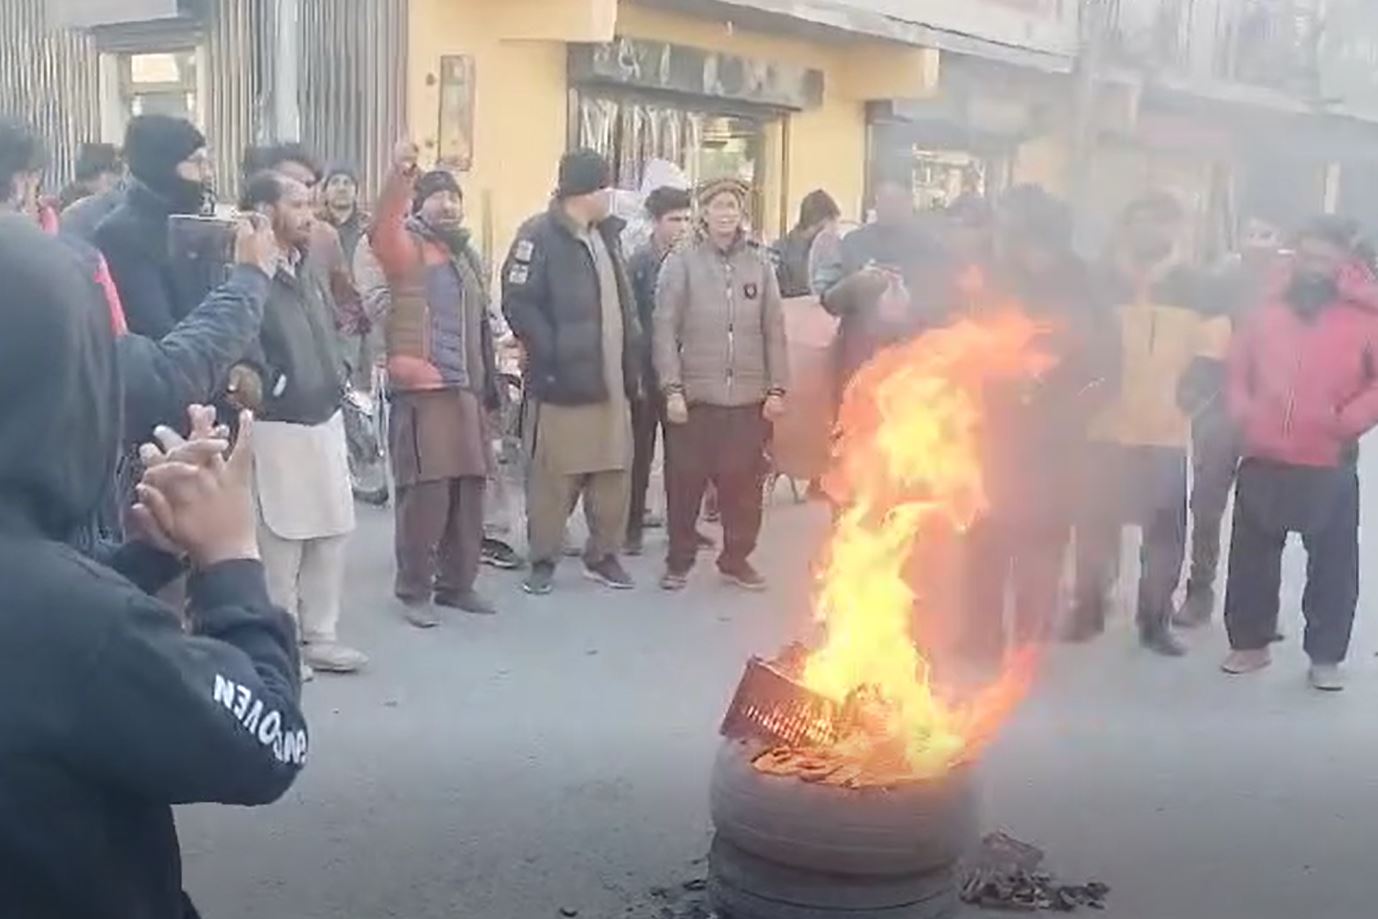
[{"left": 1221, "top": 216, "right": 1378, "bottom": 690}]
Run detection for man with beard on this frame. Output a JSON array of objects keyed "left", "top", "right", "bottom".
[
  {"left": 96, "top": 115, "right": 214, "bottom": 338},
  {"left": 231, "top": 171, "right": 365, "bottom": 677},
  {"left": 0, "top": 215, "right": 307, "bottom": 918},
  {"left": 1221, "top": 217, "right": 1378, "bottom": 690},
  {"left": 1071, "top": 192, "right": 1231, "bottom": 656},
  {"left": 372, "top": 143, "right": 500, "bottom": 625}
]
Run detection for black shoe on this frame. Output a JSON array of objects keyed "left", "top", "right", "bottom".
[
  {"left": 481, "top": 538, "right": 524, "bottom": 570},
  {"left": 1140, "top": 625, "right": 1187, "bottom": 657},
  {"left": 584, "top": 556, "right": 635, "bottom": 590},
  {"left": 719, "top": 561, "right": 767, "bottom": 592},
  {"left": 523, "top": 562, "right": 555, "bottom": 595},
  {"left": 1172, "top": 585, "right": 1214, "bottom": 628}
]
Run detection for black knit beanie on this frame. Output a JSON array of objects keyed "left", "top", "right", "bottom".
[
  {"left": 557, "top": 149, "right": 611, "bottom": 199},
  {"left": 413, "top": 169, "right": 462, "bottom": 213}
]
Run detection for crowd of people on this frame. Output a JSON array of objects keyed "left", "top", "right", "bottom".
[{"left": 3, "top": 105, "right": 1378, "bottom": 914}]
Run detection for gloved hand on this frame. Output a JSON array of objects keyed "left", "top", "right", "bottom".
[{"left": 666, "top": 392, "right": 689, "bottom": 425}]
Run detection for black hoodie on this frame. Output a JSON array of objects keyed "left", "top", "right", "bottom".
[{"left": 0, "top": 216, "right": 308, "bottom": 918}]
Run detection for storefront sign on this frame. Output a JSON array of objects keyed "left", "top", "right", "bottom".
[{"left": 570, "top": 37, "right": 823, "bottom": 111}]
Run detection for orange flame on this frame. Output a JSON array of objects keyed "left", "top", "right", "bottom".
[{"left": 799, "top": 314, "right": 1055, "bottom": 780}]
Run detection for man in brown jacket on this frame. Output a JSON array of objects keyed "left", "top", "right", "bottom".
[{"left": 655, "top": 178, "right": 788, "bottom": 591}]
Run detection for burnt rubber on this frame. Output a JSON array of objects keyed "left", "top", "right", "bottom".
[
  {"left": 710, "top": 740, "right": 978, "bottom": 878},
  {"left": 709, "top": 836, "right": 955, "bottom": 914}
]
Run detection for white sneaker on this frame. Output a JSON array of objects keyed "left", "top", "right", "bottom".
[
  {"left": 1308, "top": 663, "right": 1345, "bottom": 692},
  {"left": 304, "top": 642, "right": 368, "bottom": 674}
]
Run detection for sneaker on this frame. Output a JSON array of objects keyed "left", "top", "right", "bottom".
[
  {"left": 303, "top": 642, "right": 368, "bottom": 673},
  {"left": 1172, "top": 586, "right": 1214, "bottom": 629},
  {"left": 1221, "top": 648, "right": 1272, "bottom": 674},
  {"left": 1308, "top": 663, "right": 1345, "bottom": 692},
  {"left": 401, "top": 600, "right": 440, "bottom": 629},
  {"left": 523, "top": 562, "right": 555, "bottom": 596},
  {"left": 660, "top": 569, "right": 689, "bottom": 591},
  {"left": 435, "top": 589, "right": 498, "bottom": 615},
  {"left": 1139, "top": 625, "right": 1187, "bottom": 657},
  {"left": 481, "top": 538, "right": 524, "bottom": 570},
  {"left": 624, "top": 531, "right": 645, "bottom": 557},
  {"left": 720, "top": 561, "right": 767, "bottom": 592},
  {"left": 642, "top": 511, "right": 665, "bottom": 530},
  {"left": 584, "top": 556, "right": 635, "bottom": 590}
]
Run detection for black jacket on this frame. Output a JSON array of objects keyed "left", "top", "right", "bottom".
[
  {"left": 240, "top": 258, "right": 347, "bottom": 426},
  {"left": 96, "top": 180, "right": 206, "bottom": 339},
  {"left": 0, "top": 216, "right": 307, "bottom": 919},
  {"left": 61, "top": 184, "right": 125, "bottom": 244},
  {"left": 120, "top": 264, "right": 272, "bottom": 443},
  {"left": 501, "top": 204, "right": 641, "bottom": 405},
  {"left": 626, "top": 240, "right": 669, "bottom": 392}
]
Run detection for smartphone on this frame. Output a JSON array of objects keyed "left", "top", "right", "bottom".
[{"left": 169, "top": 214, "right": 239, "bottom": 290}]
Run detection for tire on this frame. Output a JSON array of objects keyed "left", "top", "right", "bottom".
[
  {"left": 711, "top": 839, "right": 959, "bottom": 919},
  {"left": 709, "top": 836, "right": 954, "bottom": 913},
  {"left": 710, "top": 740, "right": 977, "bottom": 878}
]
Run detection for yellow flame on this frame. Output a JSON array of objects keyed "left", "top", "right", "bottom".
[{"left": 800, "top": 314, "right": 1054, "bottom": 778}]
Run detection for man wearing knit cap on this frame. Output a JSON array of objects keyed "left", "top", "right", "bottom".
[
  {"left": 502, "top": 149, "right": 642, "bottom": 595},
  {"left": 371, "top": 142, "right": 501, "bottom": 625},
  {"left": 655, "top": 177, "right": 788, "bottom": 592},
  {"left": 96, "top": 114, "right": 214, "bottom": 338}
]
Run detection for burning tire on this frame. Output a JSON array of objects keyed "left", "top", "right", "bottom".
[
  {"left": 709, "top": 836, "right": 958, "bottom": 919},
  {"left": 709, "top": 740, "right": 978, "bottom": 878}
]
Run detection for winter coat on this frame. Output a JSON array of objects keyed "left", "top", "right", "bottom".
[
  {"left": 817, "top": 219, "right": 948, "bottom": 383},
  {"left": 95, "top": 180, "right": 206, "bottom": 339},
  {"left": 238, "top": 257, "right": 347, "bottom": 427},
  {"left": 502, "top": 202, "right": 641, "bottom": 406},
  {"left": 626, "top": 240, "right": 671, "bottom": 392},
  {"left": 1228, "top": 259, "right": 1378, "bottom": 467},
  {"left": 654, "top": 232, "right": 789, "bottom": 407},
  {"left": 369, "top": 168, "right": 497, "bottom": 402},
  {"left": 1087, "top": 258, "right": 1232, "bottom": 450},
  {"left": 60, "top": 184, "right": 124, "bottom": 243},
  {"left": 0, "top": 216, "right": 306, "bottom": 919}
]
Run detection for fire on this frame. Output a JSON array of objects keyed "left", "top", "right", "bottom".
[{"left": 794, "top": 314, "right": 1055, "bottom": 782}]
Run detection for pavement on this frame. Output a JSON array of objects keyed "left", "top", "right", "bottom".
[{"left": 179, "top": 471, "right": 1378, "bottom": 919}]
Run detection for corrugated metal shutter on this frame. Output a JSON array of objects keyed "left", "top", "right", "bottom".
[
  {"left": 203, "top": 0, "right": 268, "bottom": 202},
  {"left": 0, "top": 0, "right": 101, "bottom": 188},
  {"left": 297, "top": 0, "right": 408, "bottom": 201}
]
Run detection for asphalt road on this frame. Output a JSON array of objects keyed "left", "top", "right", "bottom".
[{"left": 178, "top": 467, "right": 1378, "bottom": 919}]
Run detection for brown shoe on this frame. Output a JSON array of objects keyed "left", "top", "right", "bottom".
[{"left": 1221, "top": 648, "right": 1272, "bottom": 674}]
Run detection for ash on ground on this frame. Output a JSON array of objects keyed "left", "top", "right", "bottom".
[{"left": 960, "top": 832, "right": 1109, "bottom": 912}]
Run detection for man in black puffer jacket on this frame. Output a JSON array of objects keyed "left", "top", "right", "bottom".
[
  {"left": 502, "top": 149, "right": 642, "bottom": 596},
  {"left": 0, "top": 215, "right": 307, "bottom": 919}
]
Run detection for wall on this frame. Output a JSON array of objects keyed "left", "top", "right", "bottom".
[{"left": 407, "top": 0, "right": 571, "bottom": 264}]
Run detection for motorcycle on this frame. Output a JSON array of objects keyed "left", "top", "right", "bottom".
[{"left": 343, "top": 368, "right": 390, "bottom": 506}]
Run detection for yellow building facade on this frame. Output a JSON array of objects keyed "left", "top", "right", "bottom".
[{"left": 406, "top": 0, "right": 936, "bottom": 263}]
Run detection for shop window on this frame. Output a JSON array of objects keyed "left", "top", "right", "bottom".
[
  {"left": 574, "top": 91, "right": 772, "bottom": 228},
  {"left": 117, "top": 50, "right": 198, "bottom": 122}
]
